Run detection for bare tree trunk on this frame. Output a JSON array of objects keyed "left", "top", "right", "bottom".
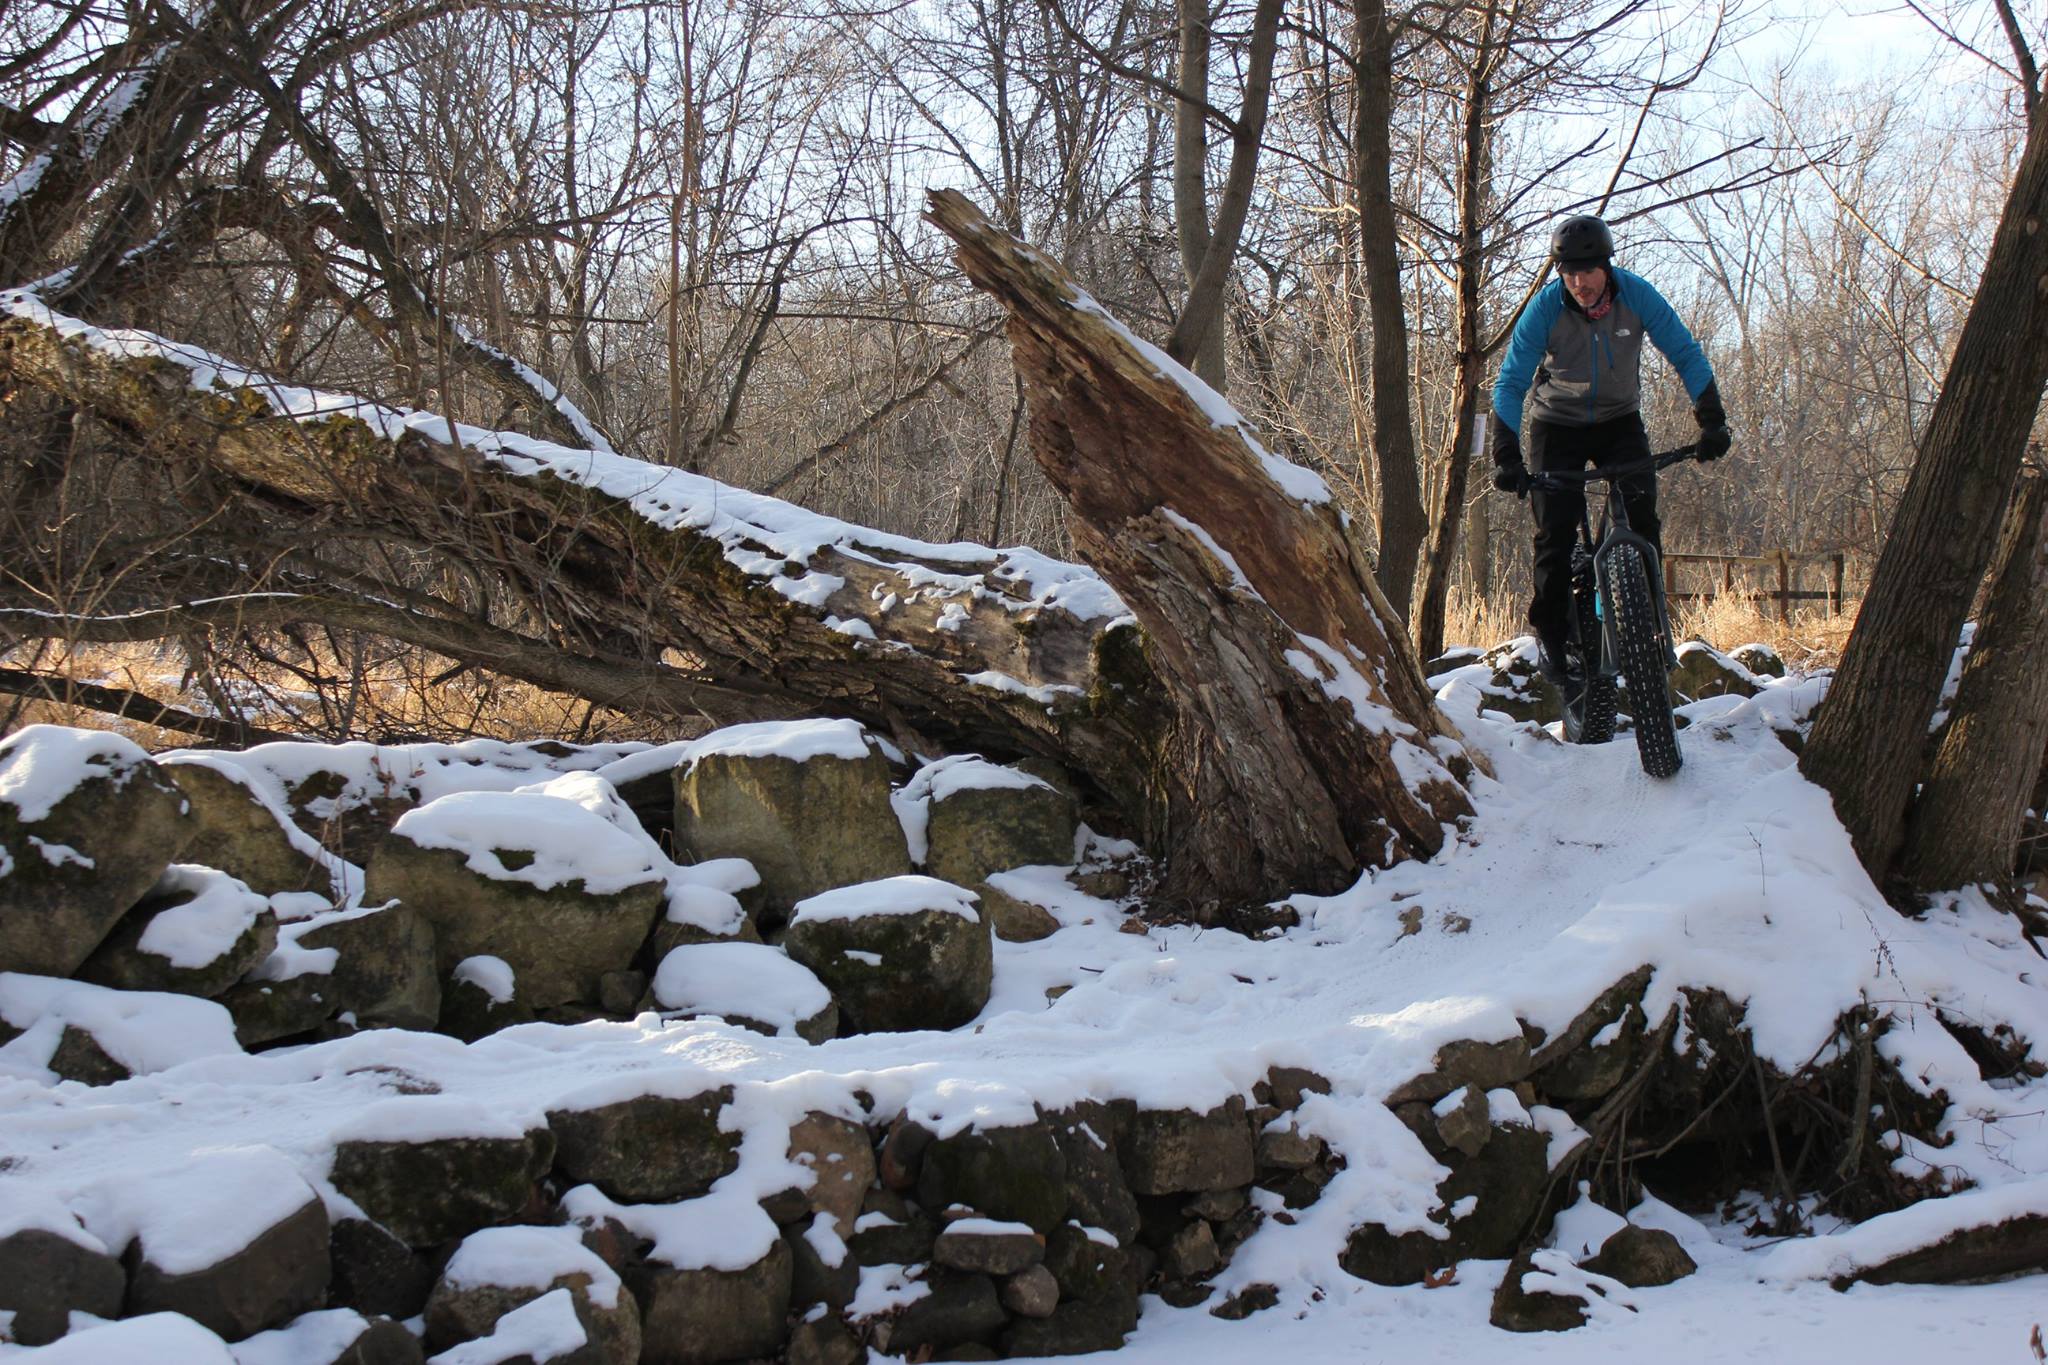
[
  {"left": 1166, "top": 0, "right": 1282, "bottom": 394},
  {"left": 928, "top": 190, "right": 1481, "bottom": 912},
  {"left": 1410, "top": 9, "right": 1494, "bottom": 665},
  {"left": 1899, "top": 467, "right": 2048, "bottom": 889},
  {"left": 1351, "top": 0, "right": 1426, "bottom": 624},
  {"left": 1801, "top": 101, "right": 2048, "bottom": 880}
]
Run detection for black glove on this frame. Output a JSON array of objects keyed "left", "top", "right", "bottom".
[
  {"left": 1693, "top": 381, "right": 1731, "bottom": 460},
  {"left": 1488, "top": 412, "right": 1527, "bottom": 494}
]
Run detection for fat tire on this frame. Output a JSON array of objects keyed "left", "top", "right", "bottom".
[
  {"left": 1610, "top": 544, "right": 1682, "bottom": 778},
  {"left": 1564, "top": 545, "right": 1618, "bottom": 745}
]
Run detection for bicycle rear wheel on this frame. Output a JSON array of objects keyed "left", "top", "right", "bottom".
[
  {"left": 1563, "top": 544, "right": 1617, "bottom": 745},
  {"left": 1608, "top": 543, "right": 1682, "bottom": 777}
]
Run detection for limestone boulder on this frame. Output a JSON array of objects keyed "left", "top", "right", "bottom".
[
  {"left": 1122, "top": 1098, "right": 1256, "bottom": 1195},
  {"left": 630, "top": 1236, "right": 792, "bottom": 1365},
  {"left": 787, "top": 1112, "right": 878, "bottom": 1239},
  {"left": 328, "top": 1100, "right": 555, "bottom": 1247},
  {"left": 77, "top": 865, "right": 277, "bottom": 999},
  {"left": 935, "top": 1219, "right": 1046, "bottom": 1275},
  {"left": 1340, "top": 1099, "right": 1551, "bottom": 1285},
  {"left": 783, "top": 876, "right": 992, "bottom": 1033},
  {"left": 1490, "top": 1250, "right": 1588, "bottom": 1332},
  {"left": 437, "top": 956, "right": 532, "bottom": 1042},
  {"left": 329, "top": 1217, "right": 436, "bottom": 1321},
  {"left": 672, "top": 720, "right": 911, "bottom": 917},
  {"left": 0, "top": 1221, "right": 125, "bottom": 1346},
  {"left": 221, "top": 901, "right": 440, "bottom": 1046},
  {"left": 94, "top": 1149, "right": 331, "bottom": 1341},
  {"left": 1730, "top": 642, "right": 1787, "bottom": 677},
  {"left": 645, "top": 883, "right": 763, "bottom": 961},
  {"left": 650, "top": 941, "right": 836, "bottom": 1043},
  {"left": 913, "top": 755, "right": 1077, "bottom": 888},
  {"left": 363, "top": 790, "right": 665, "bottom": 1009},
  {"left": 425, "top": 1225, "right": 640, "bottom": 1365},
  {"left": 545, "top": 1080, "right": 739, "bottom": 1204},
  {"left": 919, "top": 1119, "right": 1068, "bottom": 1234},
  {"left": 1582, "top": 1224, "right": 1697, "bottom": 1286},
  {"left": 1049, "top": 1102, "right": 1142, "bottom": 1248},
  {"left": 872, "top": 1273, "right": 1007, "bottom": 1358},
  {"left": 1000, "top": 1297, "right": 1136, "bottom": 1357},
  {"left": 1670, "top": 641, "right": 1763, "bottom": 702},
  {"left": 0, "top": 726, "right": 194, "bottom": 977},
  {"left": 161, "top": 757, "right": 330, "bottom": 896},
  {"left": 283, "top": 765, "right": 418, "bottom": 865}
]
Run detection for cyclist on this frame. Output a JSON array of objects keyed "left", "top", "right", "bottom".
[{"left": 1488, "top": 214, "right": 1731, "bottom": 693}]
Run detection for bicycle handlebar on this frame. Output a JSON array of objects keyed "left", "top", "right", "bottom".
[{"left": 1521, "top": 444, "right": 1701, "bottom": 496}]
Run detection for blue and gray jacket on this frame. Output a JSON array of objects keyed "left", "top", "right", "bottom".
[{"left": 1491, "top": 267, "right": 1715, "bottom": 433}]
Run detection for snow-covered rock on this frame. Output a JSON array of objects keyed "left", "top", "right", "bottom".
[
  {"left": 364, "top": 790, "right": 664, "bottom": 1009},
  {"left": 425, "top": 1225, "right": 637, "bottom": 1365},
  {"left": 672, "top": 719, "right": 911, "bottom": 916},
  {"left": 545, "top": 1074, "right": 739, "bottom": 1205},
  {"left": 77, "top": 864, "right": 277, "bottom": 998},
  {"left": 650, "top": 940, "right": 836, "bottom": 1043},
  {"left": 77, "top": 1148, "right": 330, "bottom": 1341},
  {"left": 327, "top": 1099, "right": 555, "bottom": 1248},
  {"left": 162, "top": 756, "right": 331, "bottom": 898},
  {"left": 783, "top": 875, "right": 992, "bottom": 1033},
  {"left": 0, "top": 972, "right": 242, "bottom": 1084},
  {"left": 0, "top": 724, "right": 194, "bottom": 976}
]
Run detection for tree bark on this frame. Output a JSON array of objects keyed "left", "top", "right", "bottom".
[
  {"left": 1350, "top": 0, "right": 1426, "bottom": 625},
  {"left": 1800, "top": 100, "right": 2048, "bottom": 879},
  {"left": 926, "top": 189, "right": 1481, "bottom": 911},
  {"left": 1899, "top": 468, "right": 2048, "bottom": 890}
]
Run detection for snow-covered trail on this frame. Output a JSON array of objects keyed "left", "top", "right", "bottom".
[{"left": 4, "top": 701, "right": 2047, "bottom": 1361}]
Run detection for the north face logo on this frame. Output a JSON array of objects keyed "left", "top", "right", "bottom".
[{"left": 1616, "top": 328, "right": 1633, "bottom": 337}]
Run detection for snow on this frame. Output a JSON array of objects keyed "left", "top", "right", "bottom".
[
  {"left": 7, "top": 654, "right": 2048, "bottom": 1359},
  {"left": 439, "top": 1224, "right": 622, "bottom": 1309},
  {"left": 72, "top": 1148, "right": 314, "bottom": 1275},
  {"left": 390, "top": 789, "right": 664, "bottom": 896},
  {"left": 136, "top": 866, "right": 268, "bottom": 968},
  {"left": 789, "top": 875, "right": 982, "bottom": 926},
  {"left": 0, "top": 724, "right": 153, "bottom": 823},
  {"left": 650, "top": 942, "right": 833, "bottom": 1032}
]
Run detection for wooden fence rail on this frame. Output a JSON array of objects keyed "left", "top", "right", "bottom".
[{"left": 1662, "top": 550, "right": 1850, "bottom": 620}]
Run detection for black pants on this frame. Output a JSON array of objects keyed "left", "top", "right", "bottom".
[{"left": 1526, "top": 412, "right": 1660, "bottom": 647}]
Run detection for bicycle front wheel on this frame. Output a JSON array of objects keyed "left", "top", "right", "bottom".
[
  {"left": 1564, "top": 543, "right": 1617, "bottom": 745},
  {"left": 1609, "top": 544, "right": 1682, "bottom": 778}
]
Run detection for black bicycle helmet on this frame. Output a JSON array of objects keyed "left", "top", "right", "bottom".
[{"left": 1550, "top": 214, "right": 1614, "bottom": 267}]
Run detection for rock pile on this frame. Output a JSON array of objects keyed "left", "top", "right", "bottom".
[{"left": 0, "top": 720, "right": 1112, "bottom": 1082}]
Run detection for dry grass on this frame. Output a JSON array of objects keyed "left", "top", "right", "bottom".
[
  {"left": 1439, "top": 583, "right": 1856, "bottom": 673},
  {"left": 1, "top": 641, "right": 679, "bottom": 752}
]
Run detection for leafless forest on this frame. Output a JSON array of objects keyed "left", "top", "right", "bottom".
[{"left": 0, "top": 0, "right": 2028, "bottom": 744}]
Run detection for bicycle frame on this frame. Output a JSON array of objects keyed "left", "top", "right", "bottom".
[{"left": 1528, "top": 446, "right": 1698, "bottom": 682}]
